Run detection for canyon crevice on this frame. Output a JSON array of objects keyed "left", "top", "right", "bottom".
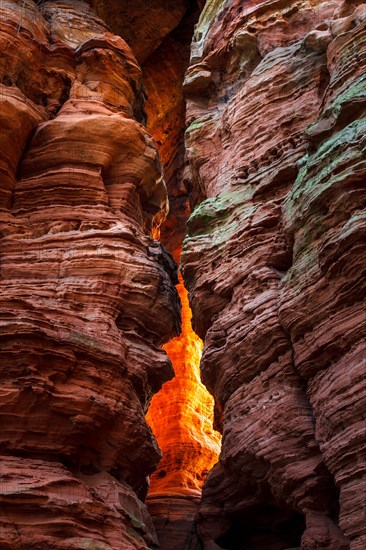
[{"left": 0, "top": 1, "right": 365, "bottom": 550}]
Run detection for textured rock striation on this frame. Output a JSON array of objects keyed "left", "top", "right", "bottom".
[
  {"left": 182, "top": 1, "right": 366, "bottom": 549},
  {"left": 0, "top": 1, "right": 181, "bottom": 548},
  {"left": 89, "top": 0, "right": 191, "bottom": 64},
  {"left": 142, "top": 2, "right": 201, "bottom": 250},
  {"left": 2, "top": 0, "right": 366, "bottom": 549}
]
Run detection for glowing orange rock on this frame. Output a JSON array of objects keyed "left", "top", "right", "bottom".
[{"left": 146, "top": 248, "right": 221, "bottom": 497}]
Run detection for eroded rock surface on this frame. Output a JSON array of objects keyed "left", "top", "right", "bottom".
[
  {"left": 146, "top": 266, "right": 221, "bottom": 550},
  {"left": 182, "top": 1, "right": 366, "bottom": 549},
  {"left": 2, "top": 0, "right": 365, "bottom": 548},
  {"left": 89, "top": 0, "right": 191, "bottom": 63},
  {"left": 0, "top": 1, "right": 180, "bottom": 548}
]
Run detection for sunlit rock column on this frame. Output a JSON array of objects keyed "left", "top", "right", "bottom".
[
  {"left": 147, "top": 251, "right": 221, "bottom": 550},
  {"left": 143, "top": 12, "right": 221, "bottom": 548}
]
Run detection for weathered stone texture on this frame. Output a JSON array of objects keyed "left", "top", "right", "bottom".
[
  {"left": 89, "top": 0, "right": 190, "bottom": 63},
  {"left": 0, "top": 1, "right": 180, "bottom": 548},
  {"left": 182, "top": 1, "right": 366, "bottom": 548},
  {"left": 2, "top": 0, "right": 365, "bottom": 548},
  {"left": 143, "top": 10, "right": 221, "bottom": 547}
]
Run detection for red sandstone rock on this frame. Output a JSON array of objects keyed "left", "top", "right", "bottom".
[
  {"left": 0, "top": 455, "right": 158, "bottom": 550},
  {"left": 142, "top": 3, "right": 201, "bottom": 251},
  {"left": 143, "top": 33, "right": 191, "bottom": 252},
  {"left": 182, "top": 1, "right": 366, "bottom": 549},
  {"left": 146, "top": 268, "right": 220, "bottom": 497},
  {"left": 89, "top": 0, "right": 191, "bottom": 63},
  {"left": 278, "top": 7, "right": 366, "bottom": 547},
  {"left": 147, "top": 495, "right": 202, "bottom": 550},
  {"left": 0, "top": 1, "right": 180, "bottom": 548},
  {"left": 2, "top": 0, "right": 365, "bottom": 549}
]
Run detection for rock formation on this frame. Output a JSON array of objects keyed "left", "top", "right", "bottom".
[
  {"left": 146, "top": 265, "right": 220, "bottom": 550},
  {"left": 0, "top": 1, "right": 181, "bottom": 548},
  {"left": 1, "top": 0, "right": 365, "bottom": 549},
  {"left": 89, "top": 0, "right": 191, "bottom": 64},
  {"left": 182, "top": 1, "right": 366, "bottom": 549}
]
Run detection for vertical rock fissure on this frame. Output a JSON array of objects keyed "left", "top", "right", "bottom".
[{"left": 141, "top": 5, "right": 223, "bottom": 547}]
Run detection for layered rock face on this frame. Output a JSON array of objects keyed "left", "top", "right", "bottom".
[
  {"left": 0, "top": 1, "right": 181, "bottom": 548},
  {"left": 182, "top": 1, "right": 366, "bottom": 549},
  {"left": 2, "top": 0, "right": 365, "bottom": 549}
]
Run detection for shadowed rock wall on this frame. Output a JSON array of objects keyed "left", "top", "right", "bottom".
[{"left": 182, "top": 1, "right": 366, "bottom": 549}]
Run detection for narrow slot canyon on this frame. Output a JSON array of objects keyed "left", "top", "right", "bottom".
[
  {"left": 141, "top": 9, "right": 221, "bottom": 545},
  {"left": 146, "top": 267, "right": 221, "bottom": 550},
  {"left": 0, "top": 1, "right": 365, "bottom": 550},
  {"left": 143, "top": 6, "right": 221, "bottom": 550}
]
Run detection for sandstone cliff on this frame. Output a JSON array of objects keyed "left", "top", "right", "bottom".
[
  {"left": 1, "top": 0, "right": 365, "bottom": 549},
  {"left": 0, "top": 1, "right": 181, "bottom": 548},
  {"left": 182, "top": 1, "right": 366, "bottom": 549}
]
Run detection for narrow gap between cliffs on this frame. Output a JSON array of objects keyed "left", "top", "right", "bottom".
[{"left": 139, "top": 3, "right": 222, "bottom": 548}]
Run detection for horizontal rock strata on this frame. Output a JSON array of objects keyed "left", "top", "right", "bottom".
[
  {"left": 0, "top": 1, "right": 181, "bottom": 548},
  {"left": 182, "top": 1, "right": 366, "bottom": 549}
]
